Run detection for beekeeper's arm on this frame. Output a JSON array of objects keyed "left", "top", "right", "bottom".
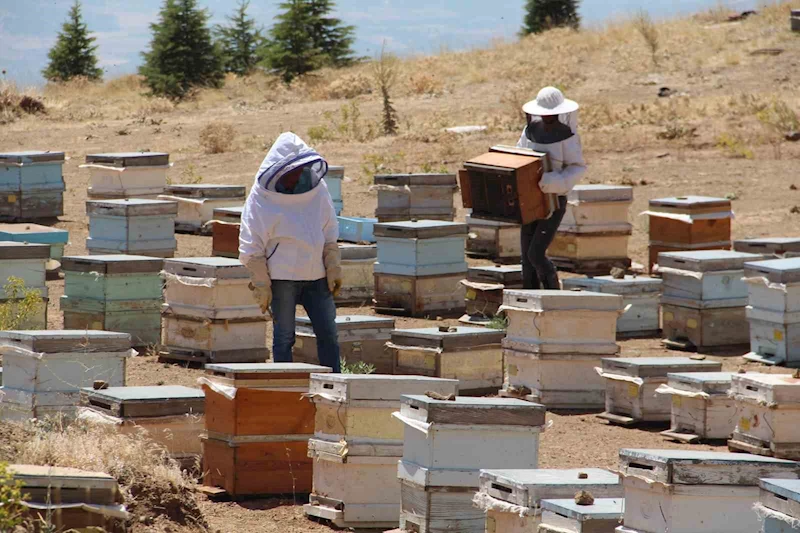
[
  {"left": 539, "top": 134, "right": 586, "bottom": 195},
  {"left": 321, "top": 194, "right": 342, "bottom": 296},
  {"left": 239, "top": 196, "right": 273, "bottom": 314}
]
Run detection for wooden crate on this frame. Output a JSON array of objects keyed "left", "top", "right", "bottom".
[
  {"left": 374, "top": 220, "right": 467, "bottom": 277},
  {"left": 657, "top": 372, "right": 738, "bottom": 443},
  {"left": 337, "top": 215, "right": 376, "bottom": 243},
  {"left": 758, "top": 478, "right": 800, "bottom": 532},
  {"left": 659, "top": 250, "right": 760, "bottom": 304},
  {"left": 161, "top": 313, "right": 268, "bottom": 363},
  {"left": 618, "top": 449, "right": 800, "bottom": 533},
  {"left": 159, "top": 184, "right": 244, "bottom": 234},
  {"left": 539, "top": 498, "right": 623, "bottom": 533},
  {"left": 390, "top": 326, "right": 505, "bottom": 393},
  {"left": 549, "top": 232, "right": 630, "bottom": 261},
  {"left": 294, "top": 315, "right": 394, "bottom": 373},
  {"left": 86, "top": 199, "right": 178, "bottom": 257},
  {"left": 0, "top": 151, "right": 66, "bottom": 221},
  {"left": 465, "top": 216, "right": 521, "bottom": 261},
  {"left": 560, "top": 184, "right": 633, "bottom": 234},
  {"left": 661, "top": 301, "right": 749, "bottom": 350},
  {"left": 735, "top": 237, "right": 800, "bottom": 257},
  {"left": 374, "top": 271, "right": 466, "bottom": 317},
  {"left": 0, "top": 241, "right": 49, "bottom": 296},
  {"left": 597, "top": 357, "right": 722, "bottom": 425},
  {"left": 83, "top": 152, "right": 169, "bottom": 199},
  {"left": 0, "top": 223, "right": 68, "bottom": 262},
  {"left": 337, "top": 243, "right": 376, "bottom": 304},
  {"left": 211, "top": 206, "right": 242, "bottom": 258}
]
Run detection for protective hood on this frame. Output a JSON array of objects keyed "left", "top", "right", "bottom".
[{"left": 254, "top": 132, "right": 329, "bottom": 193}]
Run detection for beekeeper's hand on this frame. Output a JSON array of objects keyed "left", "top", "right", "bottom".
[
  {"left": 249, "top": 282, "right": 272, "bottom": 315},
  {"left": 242, "top": 257, "right": 273, "bottom": 315},
  {"left": 323, "top": 243, "right": 343, "bottom": 297}
]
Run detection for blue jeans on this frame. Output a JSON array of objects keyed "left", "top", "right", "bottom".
[{"left": 271, "top": 278, "right": 340, "bottom": 372}]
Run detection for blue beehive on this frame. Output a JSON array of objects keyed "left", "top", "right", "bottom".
[
  {"left": 337, "top": 216, "right": 377, "bottom": 243},
  {"left": 86, "top": 199, "right": 178, "bottom": 258},
  {"left": 0, "top": 151, "right": 66, "bottom": 221},
  {"left": 374, "top": 220, "right": 468, "bottom": 276},
  {"left": 325, "top": 166, "right": 344, "bottom": 215},
  {"left": 0, "top": 223, "right": 69, "bottom": 261}
]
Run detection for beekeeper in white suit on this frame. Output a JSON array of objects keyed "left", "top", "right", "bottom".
[{"left": 239, "top": 132, "right": 342, "bottom": 372}]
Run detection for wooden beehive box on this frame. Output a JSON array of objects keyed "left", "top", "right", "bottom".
[
  {"left": 211, "top": 206, "right": 242, "bottom": 258},
  {"left": 461, "top": 265, "right": 523, "bottom": 322},
  {"left": 735, "top": 237, "right": 800, "bottom": 257},
  {"left": 83, "top": 152, "right": 169, "bottom": 199},
  {"left": 468, "top": 264, "right": 524, "bottom": 286},
  {"left": 294, "top": 314, "right": 394, "bottom": 373},
  {"left": 657, "top": 372, "right": 738, "bottom": 443},
  {"left": 617, "top": 449, "right": 800, "bottom": 533},
  {"left": 560, "top": 184, "right": 633, "bottom": 233},
  {"left": 337, "top": 243, "right": 376, "bottom": 304},
  {"left": 562, "top": 276, "right": 662, "bottom": 337},
  {"left": 86, "top": 199, "right": 178, "bottom": 258},
  {"left": 374, "top": 220, "right": 468, "bottom": 277},
  {"left": 374, "top": 173, "right": 456, "bottom": 222},
  {"left": 390, "top": 326, "right": 505, "bottom": 393},
  {"left": 465, "top": 215, "right": 521, "bottom": 261},
  {"left": 659, "top": 250, "right": 759, "bottom": 304},
  {"left": 596, "top": 357, "right": 722, "bottom": 426},
  {"left": 477, "top": 469, "right": 622, "bottom": 533},
  {"left": 729, "top": 373, "right": 800, "bottom": 459},
  {"left": 757, "top": 478, "right": 800, "bottom": 532},
  {"left": 0, "top": 241, "right": 48, "bottom": 293},
  {"left": 159, "top": 184, "right": 244, "bottom": 234},
  {"left": 80, "top": 385, "right": 204, "bottom": 460},
  {"left": 200, "top": 362, "right": 330, "bottom": 496},
  {"left": 160, "top": 313, "right": 268, "bottom": 364},
  {"left": 539, "top": 498, "right": 623, "bottom": 533},
  {"left": 0, "top": 223, "right": 68, "bottom": 262},
  {"left": 0, "top": 151, "right": 65, "bottom": 220},
  {"left": 325, "top": 165, "right": 344, "bottom": 214},
  {"left": 0, "top": 330, "right": 131, "bottom": 421},
  {"left": 337, "top": 215, "right": 376, "bottom": 243}
]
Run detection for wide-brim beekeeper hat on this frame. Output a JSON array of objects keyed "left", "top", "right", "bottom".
[{"left": 522, "top": 86, "right": 579, "bottom": 116}]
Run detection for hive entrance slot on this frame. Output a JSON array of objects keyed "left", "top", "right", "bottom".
[
  {"left": 491, "top": 483, "right": 512, "bottom": 494},
  {"left": 323, "top": 384, "right": 334, "bottom": 390},
  {"left": 629, "top": 462, "right": 654, "bottom": 471}
]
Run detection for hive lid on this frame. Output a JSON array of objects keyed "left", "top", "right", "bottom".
[
  {"left": 10, "top": 465, "right": 117, "bottom": 491},
  {"left": 163, "top": 257, "right": 248, "bottom": 279},
  {"left": 658, "top": 250, "right": 761, "bottom": 272},
  {"left": 399, "top": 394, "right": 546, "bottom": 427},
  {"left": 567, "top": 184, "right": 633, "bottom": 203},
  {"left": 373, "top": 220, "right": 468, "bottom": 239},
  {"left": 540, "top": 498, "right": 624, "bottom": 522},
  {"left": 503, "top": 289, "right": 624, "bottom": 312},
  {"left": 744, "top": 257, "right": 800, "bottom": 284},
  {"left": 618, "top": 449, "right": 799, "bottom": 485},
  {"left": 165, "top": 184, "right": 246, "bottom": 199},
  {"left": 81, "top": 385, "right": 204, "bottom": 417},
  {"left": 61, "top": 255, "right": 163, "bottom": 275},
  {"left": 308, "top": 374, "right": 459, "bottom": 401},
  {"left": 601, "top": 357, "right": 721, "bottom": 378},
  {"left": 648, "top": 196, "right": 731, "bottom": 211},
  {"left": 467, "top": 265, "right": 523, "bottom": 285},
  {"left": 390, "top": 326, "right": 505, "bottom": 350},
  {"left": 297, "top": 314, "right": 394, "bottom": 330},
  {"left": 465, "top": 151, "right": 544, "bottom": 171},
  {"left": 204, "top": 362, "right": 332, "bottom": 376},
  {"left": 480, "top": 469, "right": 621, "bottom": 508},
  {"left": 735, "top": 238, "right": 800, "bottom": 255},
  {"left": 0, "top": 224, "right": 69, "bottom": 244},
  {"left": 0, "top": 241, "right": 51, "bottom": 260},
  {"left": 85, "top": 152, "right": 169, "bottom": 167},
  {"left": 0, "top": 151, "right": 65, "bottom": 164},
  {"left": 212, "top": 206, "right": 244, "bottom": 218},
  {"left": 374, "top": 173, "right": 456, "bottom": 186},
  {"left": 666, "top": 372, "right": 736, "bottom": 395},
  {"left": 761, "top": 478, "right": 800, "bottom": 504},
  {"left": 730, "top": 373, "right": 800, "bottom": 404},
  {"left": 0, "top": 330, "right": 131, "bottom": 353},
  {"left": 86, "top": 198, "right": 178, "bottom": 217},
  {"left": 339, "top": 243, "right": 377, "bottom": 260},
  {"left": 562, "top": 276, "right": 662, "bottom": 295},
  {"left": 326, "top": 166, "right": 344, "bottom": 179}
]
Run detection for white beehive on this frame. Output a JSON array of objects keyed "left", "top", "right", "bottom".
[
  {"left": 560, "top": 184, "right": 633, "bottom": 234},
  {"left": 756, "top": 478, "right": 800, "bottom": 533},
  {"left": 657, "top": 372, "right": 738, "bottom": 443},
  {"left": 0, "top": 241, "right": 50, "bottom": 328},
  {"left": 83, "top": 152, "right": 169, "bottom": 199},
  {"left": 465, "top": 215, "right": 521, "bottom": 261},
  {"left": 597, "top": 357, "right": 722, "bottom": 426},
  {"left": 159, "top": 184, "right": 245, "bottom": 234},
  {"left": 616, "top": 449, "right": 800, "bottom": 533},
  {"left": 475, "top": 469, "right": 622, "bottom": 533},
  {"left": 540, "top": 498, "right": 624, "bottom": 533},
  {"left": 659, "top": 250, "right": 760, "bottom": 305},
  {"left": 337, "top": 243, "right": 376, "bottom": 304},
  {"left": 374, "top": 174, "right": 456, "bottom": 222}
]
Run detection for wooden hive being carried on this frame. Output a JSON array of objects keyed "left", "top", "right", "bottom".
[
  {"left": 83, "top": 152, "right": 169, "bottom": 200},
  {"left": 465, "top": 215, "right": 521, "bottom": 263},
  {"left": 337, "top": 243, "right": 377, "bottom": 305},
  {"left": 756, "top": 478, "right": 800, "bottom": 533},
  {"left": 199, "top": 362, "right": 331, "bottom": 497},
  {"left": 616, "top": 449, "right": 800, "bottom": 533},
  {"left": 395, "top": 395, "right": 546, "bottom": 533},
  {"left": 337, "top": 215, "right": 376, "bottom": 243},
  {"left": 460, "top": 264, "right": 523, "bottom": 324},
  {"left": 158, "top": 184, "right": 245, "bottom": 235},
  {"left": 294, "top": 315, "right": 395, "bottom": 373},
  {"left": 325, "top": 165, "right": 344, "bottom": 215},
  {"left": 0, "top": 151, "right": 65, "bottom": 221},
  {"left": 374, "top": 174, "right": 456, "bottom": 222},
  {"left": 539, "top": 498, "right": 624, "bottom": 533},
  {"left": 60, "top": 255, "right": 164, "bottom": 347},
  {"left": 86, "top": 199, "right": 178, "bottom": 258},
  {"left": 373, "top": 220, "right": 468, "bottom": 317},
  {"left": 0, "top": 330, "right": 132, "bottom": 421},
  {"left": 211, "top": 206, "right": 243, "bottom": 258},
  {"left": 474, "top": 469, "right": 622, "bottom": 532},
  {"left": 160, "top": 257, "right": 268, "bottom": 364},
  {"left": 735, "top": 237, "right": 800, "bottom": 257},
  {"left": 0, "top": 241, "right": 50, "bottom": 329},
  {"left": 303, "top": 374, "right": 458, "bottom": 529},
  {"left": 596, "top": 357, "right": 722, "bottom": 426}
]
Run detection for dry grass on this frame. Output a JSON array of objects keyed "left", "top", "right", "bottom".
[{"left": 199, "top": 122, "right": 236, "bottom": 154}]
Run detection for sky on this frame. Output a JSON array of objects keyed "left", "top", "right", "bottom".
[{"left": 0, "top": 0, "right": 759, "bottom": 87}]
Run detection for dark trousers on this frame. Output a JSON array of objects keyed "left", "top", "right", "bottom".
[
  {"left": 521, "top": 195, "right": 568, "bottom": 290},
  {"left": 271, "top": 278, "right": 341, "bottom": 372}
]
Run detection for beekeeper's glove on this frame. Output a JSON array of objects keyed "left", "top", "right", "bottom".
[
  {"left": 242, "top": 256, "right": 272, "bottom": 315},
  {"left": 322, "top": 243, "right": 343, "bottom": 297}
]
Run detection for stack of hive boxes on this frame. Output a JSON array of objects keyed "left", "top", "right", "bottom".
[
  {"left": 550, "top": 184, "right": 633, "bottom": 274},
  {"left": 160, "top": 257, "right": 268, "bottom": 364},
  {"left": 500, "top": 290, "right": 623, "bottom": 410},
  {"left": 657, "top": 372, "right": 738, "bottom": 443},
  {"left": 325, "top": 166, "right": 344, "bottom": 215},
  {"left": 337, "top": 243, "right": 376, "bottom": 305},
  {"left": 294, "top": 315, "right": 395, "bottom": 373},
  {"left": 461, "top": 264, "right": 523, "bottom": 323},
  {"left": 86, "top": 199, "right": 178, "bottom": 258},
  {"left": 83, "top": 152, "right": 169, "bottom": 200},
  {"left": 158, "top": 184, "right": 245, "bottom": 235},
  {"left": 200, "top": 363, "right": 330, "bottom": 496},
  {"left": 210, "top": 206, "right": 243, "bottom": 258},
  {"left": 735, "top": 237, "right": 800, "bottom": 257},
  {"left": 659, "top": 250, "right": 760, "bottom": 351},
  {"left": 465, "top": 215, "right": 521, "bottom": 262},
  {"left": 0, "top": 223, "right": 69, "bottom": 269},
  {"left": 60, "top": 255, "right": 163, "bottom": 347},
  {"left": 0, "top": 241, "right": 50, "bottom": 329},
  {"left": 374, "top": 174, "right": 456, "bottom": 222},
  {"left": 303, "top": 374, "right": 458, "bottom": 529},
  {"left": 756, "top": 479, "right": 800, "bottom": 532},
  {"left": 0, "top": 151, "right": 66, "bottom": 221},
  {"left": 373, "top": 220, "right": 467, "bottom": 317},
  {"left": 395, "top": 395, "right": 546, "bottom": 533}
]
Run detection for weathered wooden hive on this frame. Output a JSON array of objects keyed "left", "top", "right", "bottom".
[
  {"left": 199, "top": 362, "right": 330, "bottom": 496},
  {"left": 645, "top": 195, "right": 733, "bottom": 273},
  {"left": 390, "top": 326, "right": 505, "bottom": 394},
  {"left": 0, "top": 330, "right": 132, "bottom": 421},
  {"left": 616, "top": 449, "right": 800, "bottom": 533},
  {"left": 210, "top": 205, "right": 242, "bottom": 258},
  {"left": 475, "top": 469, "right": 622, "bottom": 533},
  {"left": 160, "top": 257, "right": 268, "bottom": 364},
  {"left": 461, "top": 264, "right": 524, "bottom": 322},
  {"left": 743, "top": 258, "right": 800, "bottom": 367},
  {"left": 539, "top": 498, "right": 624, "bottom": 533},
  {"left": 158, "top": 184, "right": 244, "bottom": 234},
  {"left": 551, "top": 184, "right": 633, "bottom": 275},
  {"left": 562, "top": 276, "right": 662, "bottom": 337},
  {"left": 337, "top": 215, "right": 376, "bottom": 243},
  {"left": 374, "top": 220, "right": 468, "bottom": 317},
  {"left": 79, "top": 385, "right": 204, "bottom": 462},
  {"left": 0, "top": 223, "right": 69, "bottom": 264},
  {"left": 304, "top": 374, "right": 458, "bottom": 529},
  {"left": 60, "top": 255, "right": 163, "bottom": 347},
  {"left": 83, "top": 152, "right": 169, "bottom": 199},
  {"left": 395, "top": 395, "right": 546, "bottom": 533},
  {"left": 793, "top": 9, "right": 800, "bottom": 31},
  {"left": 325, "top": 165, "right": 344, "bottom": 215},
  {"left": 294, "top": 315, "right": 395, "bottom": 373},
  {"left": 756, "top": 478, "right": 800, "bottom": 533},
  {"left": 465, "top": 215, "right": 521, "bottom": 262},
  {"left": 728, "top": 373, "right": 800, "bottom": 459},
  {"left": 735, "top": 237, "right": 800, "bottom": 257},
  {"left": 0, "top": 151, "right": 65, "bottom": 221},
  {"left": 337, "top": 243, "right": 376, "bottom": 305},
  {"left": 656, "top": 371, "right": 738, "bottom": 443},
  {"left": 86, "top": 198, "right": 178, "bottom": 258},
  {"left": 374, "top": 173, "right": 456, "bottom": 222},
  {"left": 0, "top": 241, "right": 50, "bottom": 329}
]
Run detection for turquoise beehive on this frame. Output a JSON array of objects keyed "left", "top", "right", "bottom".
[
  {"left": 86, "top": 199, "right": 178, "bottom": 258},
  {"left": 0, "top": 151, "right": 66, "bottom": 221},
  {"left": 374, "top": 220, "right": 468, "bottom": 276}
]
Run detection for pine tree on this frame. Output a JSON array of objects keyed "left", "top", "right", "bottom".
[
  {"left": 520, "top": 0, "right": 581, "bottom": 36},
  {"left": 42, "top": 1, "right": 102, "bottom": 82},
  {"left": 307, "top": 0, "right": 355, "bottom": 67},
  {"left": 140, "top": 0, "right": 224, "bottom": 100},
  {"left": 215, "top": 0, "right": 265, "bottom": 75}
]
